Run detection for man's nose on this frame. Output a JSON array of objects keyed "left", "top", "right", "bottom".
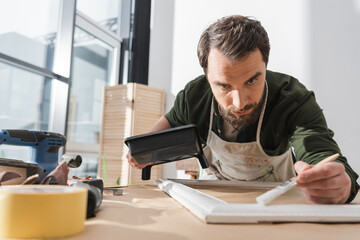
[{"left": 232, "top": 90, "right": 248, "bottom": 110}]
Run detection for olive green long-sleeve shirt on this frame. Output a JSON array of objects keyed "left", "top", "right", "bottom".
[{"left": 165, "top": 70, "right": 359, "bottom": 202}]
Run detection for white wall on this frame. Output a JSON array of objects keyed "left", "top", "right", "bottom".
[
  {"left": 149, "top": 0, "right": 360, "bottom": 181},
  {"left": 309, "top": 0, "right": 360, "bottom": 183}
]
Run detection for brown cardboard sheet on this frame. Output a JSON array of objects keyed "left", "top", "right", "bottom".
[{"left": 65, "top": 184, "right": 360, "bottom": 240}]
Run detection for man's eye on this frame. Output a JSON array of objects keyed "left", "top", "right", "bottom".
[
  {"left": 247, "top": 78, "right": 257, "bottom": 85},
  {"left": 219, "top": 84, "right": 230, "bottom": 90}
]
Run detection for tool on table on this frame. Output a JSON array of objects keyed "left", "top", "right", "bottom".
[
  {"left": 0, "top": 155, "right": 83, "bottom": 185},
  {"left": 256, "top": 153, "right": 340, "bottom": 206},
  {"left": 0, "top": 129, "right": 66, "bottom": 174},
  {"left": 38, "top": 154, "right": 84, "bottom": 184},
  {"left": 0, "top": 158, "right": 44, "bottom": 185},
  {"left": 103, "top": 185, "right": 123, "bottom": 196},
  {"left": 62, "top": 154, "right": 82, "bottom": 168},
  {"left": 125, "top": 124, "right": 209, "bottom": 180},
  {"left": 0, "top": 129, "right": 105, "bottom": 218},
  {"left": 69, "top": 177, "right": 104, "bottom": 218}
]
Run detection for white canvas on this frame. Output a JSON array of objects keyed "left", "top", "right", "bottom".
[{"left": 155, "top": 179, "right": 360, "bottom": 223}]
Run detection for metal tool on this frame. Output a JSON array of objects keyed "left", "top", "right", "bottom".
[
  {"left": 0, "top": 129, "right": 66, "bottom": 174},
  {"left": 104, "top": 187, "right": 123, "bottom": 196},
  {"left": 62, "top": 154, "right": 82, "bottom": 168}
]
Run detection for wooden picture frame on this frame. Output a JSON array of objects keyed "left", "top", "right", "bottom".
[{"left": 155, "top": 179, "right": 360, "bottom": 223}]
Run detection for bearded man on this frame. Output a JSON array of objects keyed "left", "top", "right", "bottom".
[{"left": 127, "top": 15, "right": 359, "bottom": 204}]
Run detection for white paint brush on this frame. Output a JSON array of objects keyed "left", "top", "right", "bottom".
[{"left": 256, "top": 153, "right": 340, "bottom": 206}]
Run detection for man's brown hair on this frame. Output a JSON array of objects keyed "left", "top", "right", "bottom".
[{"left": 197, "top": 15, "right": 270, "bottom": 73}]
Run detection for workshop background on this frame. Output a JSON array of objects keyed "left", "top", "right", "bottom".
[{"left": 0, "top": 0, "right": 359, "bottom": 184}]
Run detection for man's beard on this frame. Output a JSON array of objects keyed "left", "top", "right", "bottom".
[{"left": 219, "top": 92, "right": 266, "bottom": 131}]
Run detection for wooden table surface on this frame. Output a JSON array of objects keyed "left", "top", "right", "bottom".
[{"left": 65, "top": 183, "right": 360, "bottom": 240}]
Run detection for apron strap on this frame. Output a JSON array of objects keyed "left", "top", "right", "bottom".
[
  {"left": 208, "top": 98, "right": 215, "bottom": 134},
  {"left": 256, "top": 81, "right": 269, "bottom": 143}
]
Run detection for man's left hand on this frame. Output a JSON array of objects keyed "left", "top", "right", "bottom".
[{"left": 294, "top": 161, "right": 351, "bottom": 204}]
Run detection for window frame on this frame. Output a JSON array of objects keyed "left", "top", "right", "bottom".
[
  {"left": 0, "top": 0, "right": 76, "bottom": 136},
  {"left": 64, "top": 9, "right": 122, "bottom": 161},
  {"left": 0, "top": 0, "right": 152, "bottom": 176}
]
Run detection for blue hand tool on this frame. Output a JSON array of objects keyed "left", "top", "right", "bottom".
[{"left": 0, "top": 129, "right": 66, "bottom": 174}]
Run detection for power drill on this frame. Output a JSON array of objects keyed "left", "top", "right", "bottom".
[{"left": 0, "top": 129, "right": 66, "bottom": 174}]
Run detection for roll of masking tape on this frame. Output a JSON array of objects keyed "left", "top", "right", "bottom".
[{"left": 0, "top": 185, "right": 88, "bottom": 239}]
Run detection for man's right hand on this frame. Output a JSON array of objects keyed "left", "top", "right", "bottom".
[
  {"left": 126, "top": 116, "right": 172, "bottom": 170},
  {"left": 126, "top": 151, "right": 153, "bottom": 169}
]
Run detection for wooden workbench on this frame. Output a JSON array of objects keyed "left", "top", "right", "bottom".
[{"left": 65, "top": 184, "right": 360, "bottom": 240}]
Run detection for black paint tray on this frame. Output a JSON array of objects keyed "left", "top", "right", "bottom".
[{"left": 124, "top": 124, "right": 209, "bottom": 180}]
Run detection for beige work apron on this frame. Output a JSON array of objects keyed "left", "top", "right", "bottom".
[{"left": 199, "top": 83, "right": 296, "bottom": 182}]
